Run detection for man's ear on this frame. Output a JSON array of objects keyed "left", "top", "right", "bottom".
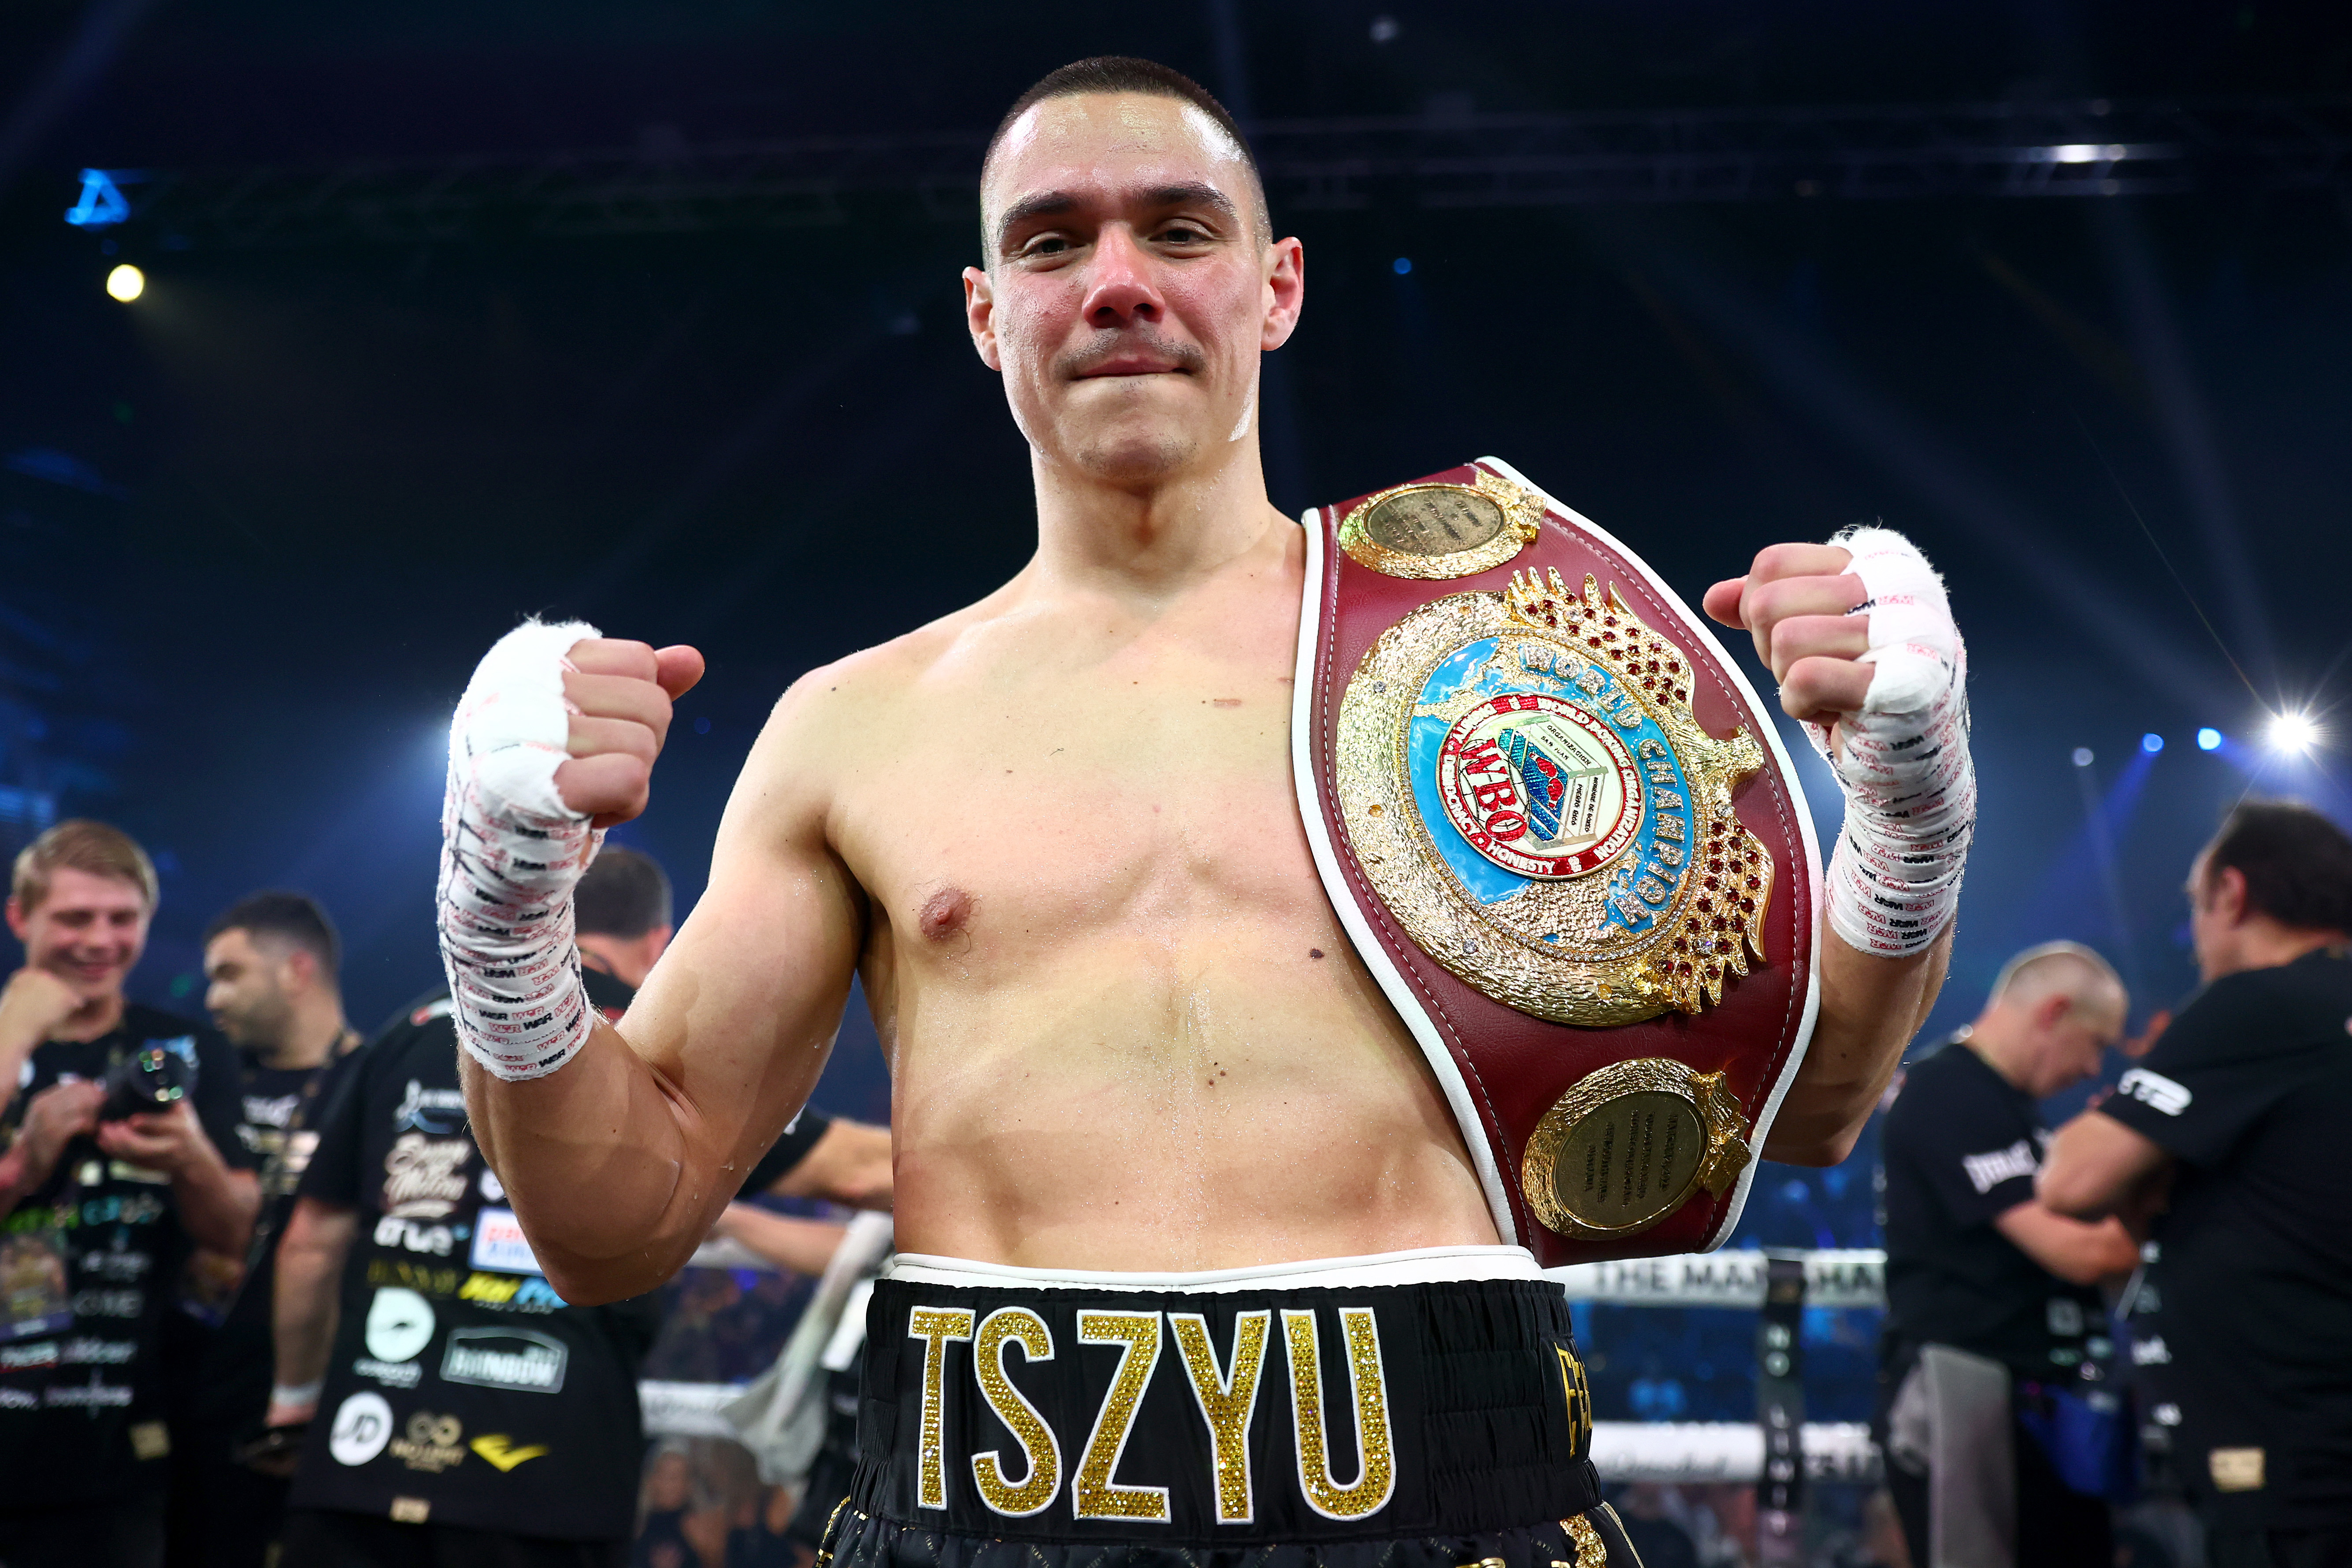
[
  {"left": 3, "top": 896, "right": 25, "bottom": 943},
  {"left": 2213, "top": 865, "right": 2251, "bottom": 926},
  {"left": 963, "top": 267, "right": 1002, "bottom": 371},
  {"left": 1261, "top": 235, "right": 1305, "bottom": 351},
  {"left": 283, "top": 947, "right": 319, "bottom": 993},
  {"left": 2035, "top": 993, "right": 2073, "bottom": 1032}
]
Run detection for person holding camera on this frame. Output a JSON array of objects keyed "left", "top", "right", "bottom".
[{"left": 0, "top": 821, "right": 260, "bottom": 1568}]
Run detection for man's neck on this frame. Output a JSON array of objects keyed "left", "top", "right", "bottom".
[
  {"left": 262, "top": 995, "right": 352, "bottom": 1071},
  {"left": 1961, "top": 1026, "right": 2033, "bottom": 1094},
  {"left": 2207, "top": 920, "right": 2348, "bottom": 982},
  {"left": 1027, "top": 440, "right": 1286, "bottom": 594}
]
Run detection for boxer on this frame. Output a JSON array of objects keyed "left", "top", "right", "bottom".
[{"left": 442, "top": 57, "right": 1969, "bottom": 1566}]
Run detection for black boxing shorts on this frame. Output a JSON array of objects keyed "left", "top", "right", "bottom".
[{"left": 821, "top": 1247, "right": 1641, "bottom": 1568}]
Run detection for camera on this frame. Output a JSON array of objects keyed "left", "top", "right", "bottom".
[{"left": 99, "top": 1044, "right": 193, "bottom": 1123}]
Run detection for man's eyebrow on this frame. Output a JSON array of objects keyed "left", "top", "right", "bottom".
[{"left": 994, "top": 182, "right": 1242, "bottom": 246}]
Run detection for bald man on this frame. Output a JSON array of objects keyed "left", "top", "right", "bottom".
[{"left": 1874, "top": 943, "right": 2141, "bottom": 1568}]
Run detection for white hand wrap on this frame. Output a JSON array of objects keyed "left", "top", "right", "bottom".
[
  {"left": 437, "top": 619, "right": 605, "bottom": 1081},
  {"left": 1806, "top": 526, "right": 1975, "bottom": 957}
]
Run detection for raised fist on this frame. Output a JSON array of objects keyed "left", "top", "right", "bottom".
[
  {"left": 1702, "top": 542, "right": 1871, "bottom": 727},
  {"left": 0, "top": 967, "right": 85, "bottom": 1047},
  {"left": 552, "top": 640, "right": 705, "bottom": 830}
]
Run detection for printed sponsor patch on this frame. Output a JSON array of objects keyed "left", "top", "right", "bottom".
[
  {"left": 470, "top": 1433, "right": 550, "bottom": 1471},
  {"left": 389, "top": 1410, "right": 467, "bottom": 1473},
  {"left": 440, "top": 1326, "right": 567, "bottom": 1394},
  {"left": 467, "top": 1208, "right": 543, "bottom": 1276},
  {"left": 2117, "top": 1068, "right": 2192, "bottom": 1116},
  {"left": 381, "top": 1134, "right": 471, "bottom": 1220},
  {"left": 390, "top": 1498, "right": 431, "bottom": 1524},
  {"left": 130, "top": 1419, "right": 170, "bottom": 1459},
  {"left": 2210, "top": 1447, "right": 2265, "bottom": 1492},
  {"left": 364, "top": 1288, "right": 436, "bottom": 1364},
  {"left": 329, "top": 1392, "right": 395, "bottom": 1466},
  {"left": 1960, "top": 1138, "right": 2038, "bottom": 1195},
  {"left": 355, "top": 1358, "right": 423, "bottom": 1389}
]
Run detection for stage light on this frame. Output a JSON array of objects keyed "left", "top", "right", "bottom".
[
  {"left": 2196, "top": 727, "right": 2222, "bottom": 751},
  {"left": 2141, "top": 733, "right": 2163, "bottom": 754},
  {"left": 2047, "top": 143, "right": 2127, "bottom": 164},
  {"left": 2071, "top": 747, "right": 2095, "bottom": 768},
  {"left": 2268, "top": 711, "right": 2320, "bottom": 756},
  {"left": 64, "top": 169, "right": 133, "bottom": 228},
  {"left": 1393, "top": 257, "right": 1413, "bottom": 275},
  {"left": 105, "top": 263, "right": 144, "bottom": 302}
]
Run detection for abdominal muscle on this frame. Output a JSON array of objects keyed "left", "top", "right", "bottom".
[{"left": 880, "top": 929, "right": 1504, "bottom": 1271}]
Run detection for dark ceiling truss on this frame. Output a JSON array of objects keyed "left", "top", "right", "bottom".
[{"left": 120, "top": 96, "right": 2352, "bottom": 247}]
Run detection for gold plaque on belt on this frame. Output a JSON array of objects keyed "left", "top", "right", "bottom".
[
  {"left": 1521, "top": 1058, "right": 1753, "bottom": 1239},
  {"left": 1333, "top": 565, "right": 1773, "bottom": 1027},
  {"left": 1337, "top": 468, "right": 1545, "bottom": 580}
]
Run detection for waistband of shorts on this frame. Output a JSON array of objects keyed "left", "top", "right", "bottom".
[
  {"left": 852, "top": 1267, "right": 1595, "bottom": 1543},
  {"left": 883, "top": 1245, "right": 1543, "bottom": 1294}
]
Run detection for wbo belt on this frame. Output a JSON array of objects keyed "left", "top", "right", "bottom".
[
  {"left": 1291, "top": 458, "right": 1823, "bottom": 1268},
  {"left": 851, "top": 1275, "right": 1597, "bottom": 1543}
]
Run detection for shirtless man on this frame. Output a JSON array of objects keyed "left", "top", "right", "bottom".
[{"left": 444, "top": 57, "right": 1962, "bottom": 1565}]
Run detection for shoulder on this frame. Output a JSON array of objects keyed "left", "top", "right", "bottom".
[
  {"left": 1885, "top": 1044, "right": 2007, "bottom": 1135},
  {"left": 2158, "top": 953, "right": 2351, "bottom": 1065}
]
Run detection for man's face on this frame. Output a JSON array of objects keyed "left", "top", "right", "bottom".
[
  {"left": 966, "top": 93, "right": 1302, "bottom": 485},
  {"left": 2040, "top": 996, "right": 2124, "bottom": 1096},
  {"left": 5, "top": 868, "right": 150, "bottom": 1006},
  {"left": 204, "top": 927, "right": 295, "bottom": 1050}
]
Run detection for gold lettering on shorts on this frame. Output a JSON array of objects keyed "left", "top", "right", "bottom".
[
  {"left": 970, "top": 1306, "right": 1061, "bottom": 1517},
  {"left": 1073, "top": 1311, "right": 1171, "bottom": 1522},
  {"left": 1556, "top": 1345, "right": 1593, "bottom": 1453},
  {"left": 906, "top": 1307, "right": 975, "bottom": 1510},
  {"left": 1283, "top": 1307, "right": 1395, "bottom": 1520},
  {"left": 1170, "top": 1310, "right": 1270, "bottom": 1524}
]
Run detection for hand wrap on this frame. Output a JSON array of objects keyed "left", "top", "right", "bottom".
[
  {"left": 1806, "top": 526, "right": 1974, "bottom": 957},
  {"left": 437, "top": 619, "right": 604, "bottom": 1081}
]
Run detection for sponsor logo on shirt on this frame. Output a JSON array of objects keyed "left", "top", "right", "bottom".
[
  {"left": 364, "top": 1288, "right": 436, "bottom": 1364},
  {"left": 241, "top": 1092, "right": 303, "bottom": 1131},
  {"left": 2210, "top": 1447, "right": 2265, "bottom": 1492},
  {"left": 78, "top": 1245, "right": 152, "bottom": 1281},
  {"left": 2132, "top": 1334, "right": 2172, "bottom": 1365},
  {"left": 467, "top": 1208, "right": 542, "bottom": 1276},
  {"left": 62, "top": 1338, "right": 132, "bottom": 1365},
  {"left": 440, "top": 1327, "right": 568, "bottom": 1394},
  {"left": 374, "top": 1216, "right": 460, "bottom": 1257},
  {"left": 0, "top": 1388, "right": 35, "bottom": 1407},
  {"left": 393, "top": 1078, "right": 465, "bottom": 1135},
  {"left": 389, "top": 1410, "right": 468, "bottom": 1473},
  {"left": 367, "top": 1260, "right": 461, "bottom": 1299},
  {"left": 1960, "top": 1138, "right": 2039, "bottom": 1195},
  {"left": 2117, "top": 1068, "right": 2192, "bottom": 1116},
  {"left": 70, "top": 1289, "right": 143, "bottom": 1319},
  {"left": 0, "top": 1341, "right": 57, "bottom": 1370},
  {"left": 44, "top": 1373, "right": 133, "bottom": 1408},
  {"left": 329, "top": 1391, "right": 394, "bottom": 1466},
  {"left": 381, "top": 1134, "right": 471, "bottom": 1220},
  {"left": 2046, "top": 1298, "right": 2085, "bottom": 1337},
  {"left": 456, "top": 1272, "right": 570, "bottom": 1313},
  {"left": 470, "top": 1434, "right": 550, "bottom": 1472},
  {"left": 353, "top": 1358, "right": 422, "bottom": 1390}
]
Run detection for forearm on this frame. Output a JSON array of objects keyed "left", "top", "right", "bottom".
[
  {"left": 172, "top": 1150, "right": 259, "bottom": 1257},
  {"left": 711, "top": 1205, "right": 848, "bottom": 1276},
  {"left": 1762, "top": 924, "right": 1952, "bottom": 1165},
  {"left": 272, "top": 1205, "right": 356, "bottom": 1401},
  {"left": 0, "top": 1145, "right": 40, "bottom": 1217}
]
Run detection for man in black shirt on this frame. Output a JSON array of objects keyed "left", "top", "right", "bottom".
[
  {"left": 159, "top": 892, "right": 367, "bottom": 1568},
  {"left": 2044, "top": 801, "right": 2352, "bottom": 1568},
  {"left": 0, "top": 821, "right": 260, "bottom": 1568},
  {"left": 263, "top": 847, "right": 884, "bottom": 1567},
  {"left": 1878, "top": 941, "right": 2141, "bottom": 1568}
]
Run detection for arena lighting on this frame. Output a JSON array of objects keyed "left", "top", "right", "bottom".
[
  {"left": 1392, "top": 256, "right": 1413, "bottom": 275},
  {"left": 2071, "top": 746, "right": 2095, "bottom": 767},
  {"left": 104, "top": 263, "right": 144, "bottom": 302},
  {"left": 2046, "top": 143, "right": 2128, "bottom": 163},
  {"left": 2197, "top": 727, "right": 2223, "bottom": 751},
  {"left": 63, "top": 169, "right": 133, "bottom": 227},
  {"left": 2141, "top": 733, "right": 2164, "bottom": 754},
  {"left": 2267, "top": 710, "right": 2321, "bottom": 755}
]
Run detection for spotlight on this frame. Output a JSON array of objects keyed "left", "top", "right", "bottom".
[
  {"left": 2196, "top": 727, "right": 2222, "bottom": 752},
  {"left": 1392, "top": 257, "right": 1413, "bottom": 275},
  {"left": 2267, "top": 711, "right": 2320, "bottom": 756},
  {"left": 105, "top": 263, "right": 144, "bottom": 302},
  {"left": 2071, "top": 747, "right": 2095, "bottom": 768},
  {"left": 2141, "top": 733, "right": 2163, "bottom": 754}
]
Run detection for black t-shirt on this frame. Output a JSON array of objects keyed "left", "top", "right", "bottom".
[
  {"left": 740, "top": 1105, "right": 833, "bottom": 1197},
  {"left": 185, "top": 1047, "right": 364, "bottom": 1430},
  {"left": 0, "top": 1005, "right": 257, "bottom": 1506},
  {"left": 2099, "top": 948, "right": 2352, "bottom": 1531},
  {"left": 287, "top": 971, "right": 662, "bottom": 1541},
  {"left": 1880, "top": 1039, "right": 2107, "bottom": 1375}
]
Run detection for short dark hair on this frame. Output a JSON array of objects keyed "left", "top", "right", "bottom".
[
  {"left": 2203, "top": 800, "right": 2352, "bottom": 934},
  {"left": 577, "top": 846, "right": 673, "bottom": 939},
  {"left": 206, "top": 891, "right": 341, "bottom": 977},
  {"left": 982, "top": 56, "right": 1269, "bottom": 243}
]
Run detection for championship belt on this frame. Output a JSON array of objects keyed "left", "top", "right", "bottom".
[{"left": 1290, "top": 458, "right": 1822, "bottom": 1267}]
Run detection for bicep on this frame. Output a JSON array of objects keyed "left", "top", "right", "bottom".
[{"left": 614, "top": 723, "right": 866, "bottom": 1176}]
